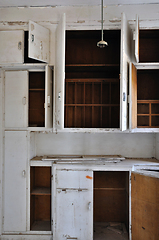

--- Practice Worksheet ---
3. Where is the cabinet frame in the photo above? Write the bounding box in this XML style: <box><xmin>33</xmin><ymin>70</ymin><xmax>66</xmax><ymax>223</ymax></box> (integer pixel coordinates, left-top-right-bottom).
<box><xmin>3</xmin><ymin>64</ymin><xmax>53</xmax><ymax>131</ymax></box>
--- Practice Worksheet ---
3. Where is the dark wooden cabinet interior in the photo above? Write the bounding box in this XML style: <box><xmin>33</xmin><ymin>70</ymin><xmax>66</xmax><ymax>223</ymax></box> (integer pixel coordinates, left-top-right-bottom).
<box><xmin>65</xmin><ymin>30</ymin><xmax>120</xmax><ymax>128</ymax></box>
<box><xmin>30</xmin><ymin>166</ymin><xmax>51</xmax><ymax>231</ymax></box>
<box><xmin>29</xmin><ymin>72</ymin><xmax>45</xmax><ymax>127</ymax></box>
<box><xmin>137</xmin><ymin>69</ymin><xmax>159</xmax><ymax>127</ymax></box>
<box><xmin>139</xmin><ymin>30</ymin><xmax>159</xmax><ymax>62</ymax></box>
<box><xmin>94</xmin><ymin>171</ymin><xmax>129</xmax><ymax>230</ymax></box>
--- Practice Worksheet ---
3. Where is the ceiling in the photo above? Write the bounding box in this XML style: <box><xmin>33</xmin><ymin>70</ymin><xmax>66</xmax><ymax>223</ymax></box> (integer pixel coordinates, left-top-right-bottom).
<box><xmin>0</xmin><ymin>0</ymin><xmax>159</xmax><ymax>7</ymax></box>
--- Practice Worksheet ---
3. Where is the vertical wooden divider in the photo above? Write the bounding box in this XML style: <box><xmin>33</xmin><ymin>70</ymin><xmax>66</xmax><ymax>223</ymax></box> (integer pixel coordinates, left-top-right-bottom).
<box><xmin>75</xmin><ymin>82</ymin><xmax>77</xmax><ymax>127</ymax></box>
<box><xmin>101</xmin><ymin>82</ymin><xmax>103</xmax><ymax>127</ymax></box>
<box><xmin>109</xmin><ymin>82</ymin><xmax>112</xmax><ymax>127</ymax></box>
<box><xmin>149</xmin><ymin>102</ymin><xmax>151</xmax><ymax>127</ymax></box>
<box><xmin>84</xmin><ymin>82</ymin><xmax>86</xmax><ymax>128</ymax></box>
<box><xmin>92</xmin><ymin>82</ymin><xmax>94</xmax><ymax>127</ymax></box>
<box><xmin>65</xmin><ymin>82</ymin><xmax>68</xmax><ymax>127</ymax></box>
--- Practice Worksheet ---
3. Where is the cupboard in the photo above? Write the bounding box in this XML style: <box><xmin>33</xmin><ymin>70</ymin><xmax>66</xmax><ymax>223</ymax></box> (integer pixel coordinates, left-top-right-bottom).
<box><xmin>55</xmin><ymin>13</ymin><xmax>132</xmax><ymax>132</ymax></box>
<box><xmin>38</xmin><ymin>157</ymin><xmax>158</xmax><ymax>240</ymax></box>
<box><xmin>0</xmin><ymin>21</ymin><xmax>49</xmax><ymax>64</ymax></box>
<box><xmin>4</xmin><ymin>65</ymin><xmax>53</xmax><ymax>129</ymax></box>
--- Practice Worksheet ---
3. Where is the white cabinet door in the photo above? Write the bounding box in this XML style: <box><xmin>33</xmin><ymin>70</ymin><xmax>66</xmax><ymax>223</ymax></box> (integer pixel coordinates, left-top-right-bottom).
<box><xmin>45</xmin><ymin>65</ymin><xmax>53</xmax><ymax>128</ymax></box>
<box><xmin>53</xmin><ymin>168</ymin><xmax>93</xmax><ymax>240</ymax></box>
<box><xmin>120</xmin><ymin>12</ymin><xmax>132</xmax><ymax>131</ymax></box>
<box><xmin>3</xmin><ymin>131</ymin><xmax>27</xmax><ymax>232</ymax></box>
<box><xmin>29</xmin><ymin>20</ymin><xmax>49</xmax><ymax>63</ymax></box>
<box><xmin>129</xmin><ymin>62</ymin><xmax>137</xmax><ymax>130</ymax></box>
<box><xmin>0</xmin><ymin>31</ymin><xmax>24</xmax><ymax>64</ymax></box>
<box><xmin>55</xmin><ymin>14</ymin><xmax>66</xmax><ymax>130</ymax></box>
<box><xmin>5</xmin><ymin>71</ymin><xmax>28</xmax><ymax>128</ymax></box>
<box><xmin>131</xmin><ymin>169</ymin><xmax>159</xmax><ymax>240</ymax></box>
<box><xmin>135</xmin><ymin>15</ymin><xmax>139</xmax><ymax>63</ymax></box>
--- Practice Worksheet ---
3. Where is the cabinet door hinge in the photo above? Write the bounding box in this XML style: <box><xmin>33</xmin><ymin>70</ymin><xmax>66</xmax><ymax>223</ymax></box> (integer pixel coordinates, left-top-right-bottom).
<box><xmin>127</xmin><ymin>95</ymin><xmax>130</xmax><ymax>104</ymax></box>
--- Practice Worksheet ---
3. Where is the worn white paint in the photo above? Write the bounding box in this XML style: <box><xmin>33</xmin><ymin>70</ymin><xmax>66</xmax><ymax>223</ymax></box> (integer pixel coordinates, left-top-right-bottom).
<box><xmin>53</xmin><ymin>168</ymin><xmax>93</xmax><ymax>240</ymax></box>
<box><xmin>35</xmin><ymin>132</ymin><xmax>155</xmax><ymax>158</ymax></box>
<box><xmin>0</xmin><ymin>0</ymin><xmax>159</xmax><ymax>7</ymax></box>
<box><xmin>1</xmin><ymin>3</ymin><xmax>159</xmax><ymax>239</ymax></box>
<box><xmin>155</xmin><ymin>134</ymin><xmax>159</xmax><ymax>160</ymax></box>
<box><xmin>0</xmin><ymin>31</ymin><xmax>24</xmax><ymax>63</ymax></box>
<box><xmin>3</xmin><ymin>131</ymin><xmax>28</xmax><ymax>232</ymax></box>
<box><xmin>4</xmin><ymin>71</ymin><xmax>28</xmax><ymax>128</ymax></box>
<box><xmin>45</xmin><ymin>65</ymin><xmax>53</xmax><ymax>128</ymax></box>
<box><xmin>135</xmin><ymin>15</ymin><xmax>139</xmax><ymax>63</ymax></box>
<box><xmin>29</xmin><ymin>20</ymin><xmax>50</xmax><ymax>63</ymax></box>
<box><xmin>55</xmin><ymin>14</ymin><xmax>65</xmax><ymax>130</ymax></box>
<box><xmin>120</xmin><ymin>12</ymin><xmax>132</xmax><ymax>131</ymax></box>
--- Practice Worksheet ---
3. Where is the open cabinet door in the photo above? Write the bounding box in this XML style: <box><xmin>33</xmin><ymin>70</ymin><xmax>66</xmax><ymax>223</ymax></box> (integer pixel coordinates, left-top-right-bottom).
<box><xmin>52</xmin><ymin>167</ymin><xmax>93</xmax><ymax>240</ymax></box>
<box><xmin>135</xmin><ymin>15</ymin><xmax>139</xmax><ymax>63</ymax></box>
<box><xmin>129</xmin><ymin>63</ymin><xmax>137</xmax><ymax>130</ymax></box>
<box><xmin>55</xmin><ymin>14</ymin><xmax>66</xmax><ymax>131</ymax></box>
<box><xmin>120</xmin><ymin>12</ymin><xmax>132</xmax><ymax>131</ymax></box>
<box><xmin>131</xmin><ymin>170</ymin><xmax>159</xmax><ymax>240</ymax></box>
<box><xmin>29</xmin><ymin>20</ymin><xmax>49</xmax><ymax>63</ymax></box>
<box><xmin>45</xmin><ymin>65</ymin><xmax>53</xmax><ymax>128</ymax></box>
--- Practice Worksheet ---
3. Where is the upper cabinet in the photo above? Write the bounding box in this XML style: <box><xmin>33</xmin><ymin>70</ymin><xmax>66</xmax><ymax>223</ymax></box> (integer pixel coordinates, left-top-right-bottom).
<box><xmin>4</xmin><ymin>66</ymin><xmax>53</xmax><ymax>130</ymax></box>
<box><xmin>130</xmin><ymin>16</ymin><xmax>159</xmax><ymax>130</ymax></box>
<box><xmin>0</xmin><ymin>21</ymin><xmax>50</xmax><ymax>64</ymax></box>
<box><xmin>134</xmin><ymin>15</ymin><xmax>159</xmax><ymax>63</ymax></box>
<box><xmin>55</xmin><ymin>13</ymin><xmax>132</xmax><ymax>132</ymax></box>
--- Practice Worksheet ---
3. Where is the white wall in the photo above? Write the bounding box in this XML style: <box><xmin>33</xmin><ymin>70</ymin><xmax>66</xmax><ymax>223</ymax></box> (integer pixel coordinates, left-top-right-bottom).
<box><xmin>36</xmin><ymin>132</ymin><xmax>155</xmax><ymax>158</ymax></box>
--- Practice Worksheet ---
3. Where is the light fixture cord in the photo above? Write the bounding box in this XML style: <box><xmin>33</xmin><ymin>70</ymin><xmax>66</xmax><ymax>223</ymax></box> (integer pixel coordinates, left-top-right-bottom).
<box><xmin>101</xmin><ymin>0</ymin><xmax>103</xmax><ymax>41</ymax></box>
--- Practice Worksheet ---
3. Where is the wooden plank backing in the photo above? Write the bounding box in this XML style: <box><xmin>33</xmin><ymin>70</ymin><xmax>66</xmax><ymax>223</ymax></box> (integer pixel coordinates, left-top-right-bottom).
<box><xmin>129</xmin><ymin>63</ymin><xmax>137</xmax><ymax>129</ymax></box>
<box><xmin>131</xmin><ymin>172</ymin><xmax>159</xmax><ymax>240</ymax></box>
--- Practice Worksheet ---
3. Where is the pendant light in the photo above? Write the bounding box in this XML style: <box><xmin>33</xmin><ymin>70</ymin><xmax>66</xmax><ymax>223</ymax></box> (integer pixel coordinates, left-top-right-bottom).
<box><xmin>97</xmin><ymin>0</ymin><xmax>108</xmax><ymax>48</ymax></box>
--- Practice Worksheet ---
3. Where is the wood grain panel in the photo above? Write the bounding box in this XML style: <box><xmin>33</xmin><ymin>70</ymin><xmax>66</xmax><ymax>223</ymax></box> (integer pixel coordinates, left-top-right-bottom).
<box><xmin>131</xmin><ymin>63</ymin><xmax>137</xmax><ymax>129</ymax></box>
<box><xmin>94</xmin><ymin>190</ymin><xmax>127</xmax><ymax>222</ymax></box>
<box><xmin>131</xmin><ymin>172</ymin><xmax>159</xmax><ymax>240</ymax></box>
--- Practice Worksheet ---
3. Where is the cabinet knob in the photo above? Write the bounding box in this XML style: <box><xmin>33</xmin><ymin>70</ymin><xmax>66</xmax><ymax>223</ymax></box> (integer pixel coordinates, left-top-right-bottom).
<box><xmin>22</xmin><ymin>170</ymin><xmax>26</xmax><ymax>177</ymax></box>
<box><xmin>88</xmin><ymin>202</ymin><xmax>91</xmax><ymax>210</ymax></box>
<box><xmin>22</xmin><ymin>97</ymin><xmax>26</xmax><ymax>105</ymax></box>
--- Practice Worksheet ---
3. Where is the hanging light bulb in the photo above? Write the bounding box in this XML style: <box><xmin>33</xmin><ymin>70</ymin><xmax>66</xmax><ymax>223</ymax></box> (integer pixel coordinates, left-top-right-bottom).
<box><xmin>97</xmin><ymin>0</ymin><xmax>108</xmax><ymax>48</ymax></box>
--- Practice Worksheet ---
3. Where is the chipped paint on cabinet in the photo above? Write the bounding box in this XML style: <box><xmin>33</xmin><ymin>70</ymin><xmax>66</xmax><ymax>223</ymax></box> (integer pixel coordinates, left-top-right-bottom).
<box><xmin>29</xmin><ymin>20</ymin><xmax>50</xmax><ymax>63</ymax></box>
<box><xmin>53</xmin><ymin>167</ymin><xmax>93</xmax><ymax>240</ymax></box>
<box><xmin>0</xmin><ymin>31</ymin><xmax>24</xmax><ymax>64</ymax></box>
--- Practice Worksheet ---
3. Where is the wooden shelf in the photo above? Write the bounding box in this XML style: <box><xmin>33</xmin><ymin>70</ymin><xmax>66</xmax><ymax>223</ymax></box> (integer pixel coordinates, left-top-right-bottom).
<box><xmin>94</xmin><ymin>188</ymin><xmax>126</xmax><ymax>191</ymax></box>
<box><xmin>31</xmin><ymin>187</ymin><xmax>51</xmax><ymax>195</ymax></box>
<box><xmin>31</xmin><ymin>220</ymin><xmax>51</xmax><ymax>231</ymax></box>
<box><xmin>30</xmin><ymin>167</ymin><xmax>51</xmax><ymax>231</ymax></box>
<box><xmin>29</xmin><ymin>89</ymin><xmax>45</xmax><ymax>91</ymax></box>
<box><xmin>137</xmin><ymin>100</ymin><xmax>159</xmax><ymax>127</ymax></box>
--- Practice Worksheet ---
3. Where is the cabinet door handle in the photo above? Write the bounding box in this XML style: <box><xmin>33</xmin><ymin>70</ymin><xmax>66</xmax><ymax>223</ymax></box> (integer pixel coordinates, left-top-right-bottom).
<box><xmin>88</xmin><ymin>202</ymin><xmax>91</xmax><ymax>210</ymax></box>
<box><xmin>22</xmin><ymin>97</ymin><xmax>26</xmax><ymax>105</ymax></box>
<box><xmin>22</xmin><ymin>170</ymin><xmax>26</xmax><ymax>177</ymax></box>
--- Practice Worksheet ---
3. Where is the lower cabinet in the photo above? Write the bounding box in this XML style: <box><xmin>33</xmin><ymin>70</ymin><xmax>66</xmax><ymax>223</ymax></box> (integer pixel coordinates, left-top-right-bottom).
<box><xmin>30</xmin><ymin>166</ymin><xmax>51</xmax><ymax>231</ymax></box>
<box><xmin>3</xmin><ymin>131</ymin><xmax>28</xmax><ymax>232</ymax></box>
<box><xmin>3</xmin><ymin>160</ymin><xmax>156</xmax><ymax>240</ymax></box>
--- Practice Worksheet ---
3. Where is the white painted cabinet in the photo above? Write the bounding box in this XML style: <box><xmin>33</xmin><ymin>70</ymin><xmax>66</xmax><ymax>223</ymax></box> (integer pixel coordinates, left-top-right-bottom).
<box><xmin>0</xmin><ymin>31</ymin><xmax>24</xmax><ymax>64</ymax></box>
<box><xmin>3</xmin><ymin>131</ymin><xmax>28</xmax><ymax>232</ymax></box>
<box><xmin>55</xmin><ymin>13</ymin><xmax>132</xmax><ymax>132</ymax></box>
<box><xmin>52</xmin><ymin>167</ymin><xmax>93</xmax><ymax>240</ymax></box>
<box><xmin>0</xmin><ymin>21</ymin><xmax>49</xmax><ymax>64</ymax></box>
<box><xmin>5</xmin><ymin>70</ymin><xmax>28</xmax><ymax>128</ymax></box>
<box><xmin>4</xmin><ymin>66</ymin><xmax>53</xmax><ymax>129</ymax></box>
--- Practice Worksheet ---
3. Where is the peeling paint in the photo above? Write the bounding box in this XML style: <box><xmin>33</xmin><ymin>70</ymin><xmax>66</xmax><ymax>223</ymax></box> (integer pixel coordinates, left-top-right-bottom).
<box><xmin>86</xmin><ymin>175</ymin><xmax>93</xmax><ymax>180</ymax></box>
<box><xmin>109</xmin><ymin>18</ymin><xmax>121</xmax><ymax>23</ymax></box>
<box><xmin>77</xmin><ymin>20</ymin><xmax>85</xmax><ymax>23</ymax></box>
<box><xmin>3</xmin><ymin>21</ymin><xmax>28</xmax><ymax>26</ymax></box>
